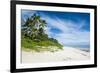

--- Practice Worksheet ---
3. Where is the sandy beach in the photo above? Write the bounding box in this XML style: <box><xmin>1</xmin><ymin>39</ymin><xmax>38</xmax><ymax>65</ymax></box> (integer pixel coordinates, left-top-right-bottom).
<box><xmin>22</xmin><ymin>47</ymin><xmax>90</xmax><ymax>63</ymax></box>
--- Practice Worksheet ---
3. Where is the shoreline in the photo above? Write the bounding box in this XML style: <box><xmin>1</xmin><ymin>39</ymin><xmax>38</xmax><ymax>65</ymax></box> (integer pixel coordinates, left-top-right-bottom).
<box><xmin>22</xmin><ymin>46</ymin><xmax>90</xmax><ymax>63</ymax></box>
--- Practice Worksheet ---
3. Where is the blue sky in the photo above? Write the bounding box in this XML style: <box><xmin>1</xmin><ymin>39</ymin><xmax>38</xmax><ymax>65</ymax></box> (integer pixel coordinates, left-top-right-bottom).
<box><xmin>21</xmin><ymin>10</ymin><xmax>90</xmax><ymax>48</ymax></box>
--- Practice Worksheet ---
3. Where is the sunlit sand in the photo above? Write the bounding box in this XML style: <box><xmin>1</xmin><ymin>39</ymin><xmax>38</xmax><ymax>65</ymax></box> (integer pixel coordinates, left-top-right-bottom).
<box><xmin>22</xmin><ymin>47</ymin><xmax>90</xmax><ymax>63</ymax></box>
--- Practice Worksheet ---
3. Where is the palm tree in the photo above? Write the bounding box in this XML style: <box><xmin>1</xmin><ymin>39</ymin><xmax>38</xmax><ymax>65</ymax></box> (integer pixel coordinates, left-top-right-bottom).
<box><xmin>21</xmin><ymin>13</ymin><xmax>47</xmax><ymax>40</ymax></box>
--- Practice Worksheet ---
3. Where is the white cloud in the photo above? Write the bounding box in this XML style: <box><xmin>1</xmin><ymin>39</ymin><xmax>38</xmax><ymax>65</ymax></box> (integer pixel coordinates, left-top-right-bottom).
<box><xmin>56</xmin><ymin>31</ymin><xmax>90</xmax><ymax>46</ymax></box>
<box><xmin>42</xmin><ymin>14</ymin><xmax>90</xmax><ymax>47</ymax></box>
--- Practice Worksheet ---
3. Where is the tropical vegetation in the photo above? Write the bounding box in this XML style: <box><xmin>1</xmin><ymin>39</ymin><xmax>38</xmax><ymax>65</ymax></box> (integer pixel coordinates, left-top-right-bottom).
<box><xmin>21</xmin><ymin>13</ymin><xmax>63</xmax><ymax>52</ymax></box>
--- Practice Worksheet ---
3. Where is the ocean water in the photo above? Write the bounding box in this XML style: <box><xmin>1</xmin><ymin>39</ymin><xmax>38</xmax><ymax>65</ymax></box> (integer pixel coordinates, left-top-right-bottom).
<box><xmin>65</xmin><ymin>45</ymin><xmax>90</xmax><ymax>52</ymax></box>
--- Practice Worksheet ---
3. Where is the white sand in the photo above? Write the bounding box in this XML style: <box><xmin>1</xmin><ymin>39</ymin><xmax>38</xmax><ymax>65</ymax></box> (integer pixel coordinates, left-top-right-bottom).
<box><xmin>22</xmin><ymin>47</ymin><xmax>90</xmax><ymax>63</ymax></box>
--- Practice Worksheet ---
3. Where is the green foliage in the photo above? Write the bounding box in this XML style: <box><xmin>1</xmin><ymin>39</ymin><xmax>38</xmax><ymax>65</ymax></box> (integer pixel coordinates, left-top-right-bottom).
<box><xmin>21</xmin><ymin>13</ymin><xmax>63</xmax><ymax>52</ymax></box>
<box><xmin>22</xmin><ymin>37</ymin><xmax>63</xmax><ymax>52</ymax></box>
